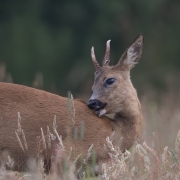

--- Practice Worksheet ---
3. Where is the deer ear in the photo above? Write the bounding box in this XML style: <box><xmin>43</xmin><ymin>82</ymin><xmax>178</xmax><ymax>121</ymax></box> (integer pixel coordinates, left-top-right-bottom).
<box><xmin>115</xmin><ymin>34</ymin><xmax>143</xmax><ymax>70</ymax></box>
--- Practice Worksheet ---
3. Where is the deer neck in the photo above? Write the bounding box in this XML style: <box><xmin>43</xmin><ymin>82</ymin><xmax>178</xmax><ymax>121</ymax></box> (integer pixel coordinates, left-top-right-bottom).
<box><xmin>113</xmin><ymin>91</ymin><xmax>142</xmax><ymax>152</ymax></box>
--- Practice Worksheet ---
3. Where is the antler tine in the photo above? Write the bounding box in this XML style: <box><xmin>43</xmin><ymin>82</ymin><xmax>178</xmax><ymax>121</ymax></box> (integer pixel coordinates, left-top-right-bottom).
<box><xmin>103</xmin><ymin>40</ymin><xmax>111</xmax><ymax>66</ymax></box>
<box><xmin>91</xmin><ymin>46</ymin><xmax>100</xmax><ymax>70</ymax></box>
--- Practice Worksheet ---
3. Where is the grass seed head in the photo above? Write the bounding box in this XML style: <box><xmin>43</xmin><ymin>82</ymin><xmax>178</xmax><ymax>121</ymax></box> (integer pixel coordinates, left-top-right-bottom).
<box><xmin>175</xmin><ymin>130</ymin><xmax>180</xmax><ymax>154</ymax></box>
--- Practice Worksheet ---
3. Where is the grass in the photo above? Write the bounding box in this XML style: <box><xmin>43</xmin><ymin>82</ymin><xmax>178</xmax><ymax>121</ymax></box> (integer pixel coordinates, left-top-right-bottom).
<box><xmin>0</xmin><ymin>92</ymin><xmax>180</xmax><ymax>179</ymax></box>
<box><xmin>1</xmin><ymin>130</ymin><xmax>180</xmax><ymax>179</ymax></box>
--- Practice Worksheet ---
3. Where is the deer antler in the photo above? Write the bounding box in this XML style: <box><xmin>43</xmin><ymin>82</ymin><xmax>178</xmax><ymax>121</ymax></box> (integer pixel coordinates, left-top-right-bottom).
<box><xmin>102</xmin><ymin>40</ymin><xmax>111</xmax><ymax>66</ymax></box>
<box><xmin>91</xmin><ymin>47</ymin><xmax>100</xmax><ymax>70</ymax></box>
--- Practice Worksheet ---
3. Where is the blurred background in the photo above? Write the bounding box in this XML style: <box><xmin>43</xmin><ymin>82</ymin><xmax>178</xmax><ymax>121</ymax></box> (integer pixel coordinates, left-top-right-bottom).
<box><xmin>0</xmin><ymin>0</ymin><xmax>180</xmax><ymax>148</ymax></box>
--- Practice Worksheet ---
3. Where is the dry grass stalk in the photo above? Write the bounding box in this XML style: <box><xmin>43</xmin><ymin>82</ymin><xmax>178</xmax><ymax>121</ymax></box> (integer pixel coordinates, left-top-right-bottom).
<box><xmin>101</xmin><ymin>136</ymin><xmax>131</xmax><ymax>180</ymax></box>
<box><xmin>15</xmin><ymin>112</ymin><xmax>28</xmax><ymax>152</ymax></box>
<box><xmin>85</xmin><ymin>144</ymin><xmax>94</xmax><ymax>163</ymax></box>
<box><xmin>143</xmin><ymin>141</ymin><xmax>158</xmax><ymax>161</ymax></box>
<box><xmin>47</xmin><ymin>126</ymin><xmax>51</xmax><ymax>149</ymax></box>
<box><xmin>74</xmin><ymin>153</ymin><xmax>82</xmax><ymax>165</ymax></box>
<box><xmin>19</xmin><ymin>174</ymin><xmax>32</xmax><ymax>180</ymax></box>
<box><xmin>70</xmin><ymin>93</ymin><xmax>75</xmax><ymax>125</ymax></box>
<box><xmin>17</xmin><ymin>112</ymin><xmax>22</xmax><ymax>135</ymax></box>
<box><xmin>15</xmin><ymin>131</ymin><xmax>24</xmax><ymax>152</ymax></box>
<box><xmin>130</xmin><ymin>166</ymin><xmax>136</xmax><ymax>178</ymax></box>
<box><xmin>6</xmin><ymin>156</ymin><xmax>14</xmax><ymax>169</ymax></box>
<box><xmin>53</xmin><ymin>115</ymin><xmax>64</xmax><ymax>150</ymax></box>
<box><xmin>136</xmin><ymin>143</ymin><xmax>151</xmax><ymax>173</ymax></box>
<box><xmin>22</xmin><ymin>130</ymin><xmax>28</xmax><ymax>150</ymax></box>
<box><xmin>39</xmin><ymin>159</ymin><xmax>46</xmax><ymax>177</ymax></box>
<box><xmin>162</xmin><ymin>146</ymin><xmax>169</xmax><ymax>166</ymax></box>
<box><xmin>67</xmin><ymin>147</ymin><xmax>73</xmax><ymax>162</ymax></box>
<box><xmin>143</xmin><ymin>141</ymin><xmax>159</xmax><ymax>179</ymax></box>
<box><xmin>175</xmin><ymin>130</ymin><xmax>180</xmax><ymax>155</ymax></box>
<box><xmin>67</xmin><ymin>91</ymin><xmax>76</xmax><ymax>125</ymax></box>
<box><xmin>76</xmin><ymin>144</ymin><xmax>94</xmax><ymax>178</ymax></box>
<box><xmin>41</xmin><ymin>128</ymin><xmax>47</xmax><ymax>151</ymax></box>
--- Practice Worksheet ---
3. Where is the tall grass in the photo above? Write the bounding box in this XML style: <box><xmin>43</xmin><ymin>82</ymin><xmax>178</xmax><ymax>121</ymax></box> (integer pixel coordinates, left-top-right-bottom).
<box><xmin>0</xmin><ymin>92</ymin><xmax>180</xmax><ymax>179</ymax></box>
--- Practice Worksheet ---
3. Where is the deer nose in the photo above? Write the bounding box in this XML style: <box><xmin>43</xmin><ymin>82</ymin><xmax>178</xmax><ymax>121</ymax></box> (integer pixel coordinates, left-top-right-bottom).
<box><xmin>88</xmin><ymin>99</ymin><xmax>106</xmax><ymax>110</ymax></box>
<box><xmin>88</xmin><ymin>99</ymin><xmax>98</xmax><ymax>109</ymax></box>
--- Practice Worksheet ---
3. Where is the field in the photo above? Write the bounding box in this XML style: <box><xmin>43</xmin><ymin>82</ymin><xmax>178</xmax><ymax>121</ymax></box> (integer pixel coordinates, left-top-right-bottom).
<box><xmin>0</xmin><ymin>91</ymin><xmax>180</xmax><ymax>180</ymax></box>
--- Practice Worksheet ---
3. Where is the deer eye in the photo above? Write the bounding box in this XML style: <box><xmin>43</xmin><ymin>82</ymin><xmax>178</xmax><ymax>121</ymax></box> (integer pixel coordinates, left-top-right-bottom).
<box><xmin>104</xmin><ymin>78</ymin><xmax>115</xmax><ymax>86</ymax></box>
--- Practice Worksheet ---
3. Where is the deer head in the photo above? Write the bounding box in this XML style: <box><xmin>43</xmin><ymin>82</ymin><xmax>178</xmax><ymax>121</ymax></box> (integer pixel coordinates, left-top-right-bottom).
<box><xmin>88</xmin><ymin>34</ymin><xmax>143</xmax><ymax>117</ymax></box>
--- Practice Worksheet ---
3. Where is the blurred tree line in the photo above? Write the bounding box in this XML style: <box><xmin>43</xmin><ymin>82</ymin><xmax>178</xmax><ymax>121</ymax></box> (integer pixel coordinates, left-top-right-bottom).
<box><xmin>0</xmin><ymin>0</ymin><xmax>180</xmax><ymax>99</ymax></box>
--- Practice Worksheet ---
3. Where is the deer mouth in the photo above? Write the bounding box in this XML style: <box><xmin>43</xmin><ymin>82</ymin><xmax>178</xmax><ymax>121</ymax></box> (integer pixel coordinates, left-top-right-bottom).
<box><xmin>88</xmin><ymin>99</ymin><xmax>107</xmax><ymax>117</ymax></box>
<box><xmin>96</xmin><ymin>108</ymin><xmax>107</xmax><ymax>117</ymax></box>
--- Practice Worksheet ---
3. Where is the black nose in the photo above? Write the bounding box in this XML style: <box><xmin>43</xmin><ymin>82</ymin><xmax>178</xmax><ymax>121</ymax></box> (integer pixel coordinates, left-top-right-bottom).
<box><xmin>88</xmin><ymin>99</ymin><xmax>106</xmax><ymax>110</ymax></box>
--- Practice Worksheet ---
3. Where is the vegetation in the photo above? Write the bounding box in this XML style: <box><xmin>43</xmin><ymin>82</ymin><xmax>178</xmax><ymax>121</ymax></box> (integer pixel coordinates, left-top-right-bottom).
<box><xmin>0</xmin><ymin>127</ymin><xmax>180</xmax><ymax>179</ymax></box>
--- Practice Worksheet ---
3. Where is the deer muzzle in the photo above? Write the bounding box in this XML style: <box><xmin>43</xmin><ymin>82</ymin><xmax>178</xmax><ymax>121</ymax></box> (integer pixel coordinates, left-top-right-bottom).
<box><xmin>88</xmin><ymin>99</ymin><xmax>107</xmax><ymax>117</ymax></box>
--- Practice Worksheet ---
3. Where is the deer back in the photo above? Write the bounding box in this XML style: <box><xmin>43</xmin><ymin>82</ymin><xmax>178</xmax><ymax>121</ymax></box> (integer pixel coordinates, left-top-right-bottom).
<box><xmin>0</xmin><ymin>82</ymin><xmax>115</xmax><ymax>170</ymax></box>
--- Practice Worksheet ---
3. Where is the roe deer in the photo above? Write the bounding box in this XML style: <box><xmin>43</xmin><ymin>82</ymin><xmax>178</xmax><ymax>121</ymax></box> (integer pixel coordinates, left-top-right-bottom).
<box><xmin>0</xmin><ymin>35</ymin><xmax>143</xmax><ymax>172</ymax></box>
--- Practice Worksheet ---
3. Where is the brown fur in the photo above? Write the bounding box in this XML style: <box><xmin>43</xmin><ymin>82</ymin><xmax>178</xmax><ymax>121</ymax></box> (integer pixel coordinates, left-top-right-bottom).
<box><xmin>0</xmin><ymin>35</ymin><xmax>143</xmax><ymax>172</ymax></box>
<box><xmin>90</xmin><ymin>34</ymin><xmax>143</xmax><ymax>158</ymax></box>
<box><xmin>0</xmin><ymin>82</ymin><xmax>115</xmax><ymax>170</ymax></box>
